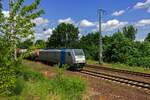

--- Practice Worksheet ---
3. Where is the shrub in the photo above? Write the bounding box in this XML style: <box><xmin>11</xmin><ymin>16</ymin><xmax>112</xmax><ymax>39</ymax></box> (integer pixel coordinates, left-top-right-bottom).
<box><xmin>0</xmin><ymin>67</ymin><xmax>16</xmax><ymax>96</ymax></box>
<box><xmin>21</xmin><ymin>67</ymin><xmax>44</xmax><ymax>81</ymax></box>
<box><xmin>136</xmin><ymin>57</ymin><xmax>150</xmax><ymax>68</ymax></box>
<box><xmin>13</xmin><ymin>77</ymin><xmax>25</xmax><ymax>95</ymax></box>
<box><xmin>49</xmin><ymin>73</ymin><xmax>86</xmax><ymax>100</ymax></box>
<box><xmin>127</xmin><ymin>57</ymin><xmax>150</xmax><ymax>68</ymax></box>
<box><xmin>0</xmin><ymin>65</ymin><xmax>86</xmax><ymax>100</ymax></box>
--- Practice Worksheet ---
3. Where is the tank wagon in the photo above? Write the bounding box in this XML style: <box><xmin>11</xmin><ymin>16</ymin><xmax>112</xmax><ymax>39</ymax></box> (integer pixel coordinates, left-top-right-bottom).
<box><xmin>37</xmin><ymin>49</ymin><xmax>86</xmax><ymax>70</ymax></box>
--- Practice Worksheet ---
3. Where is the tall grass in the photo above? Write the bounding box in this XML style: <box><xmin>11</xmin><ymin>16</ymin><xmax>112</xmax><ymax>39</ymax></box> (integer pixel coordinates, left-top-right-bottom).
<box><xmin>0</xmin><ymin>65</ymin><xmax>86</xmax><ymax>100</ymax></box>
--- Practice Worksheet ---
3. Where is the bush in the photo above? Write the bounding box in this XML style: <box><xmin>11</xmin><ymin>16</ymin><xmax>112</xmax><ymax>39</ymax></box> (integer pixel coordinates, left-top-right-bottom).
<box><xmin>51</xmin><ymin>65</ymin><xmax>86</xmax><ymax>100</ymax></box>
<box><xmin>49</xmin><ymin>74</ymin><xmax>86</xmax><ymax>100</ymax></box>
<box><xmin>2</xmin><ymin>66</ymin><xmax>86</xmax><ymax>100</ymax></box>
<box><xmin>136</xmin><ymin>57</ymin><xmax>150</xmax><ymax>68</ymax></box>
<box><xmin>127</xmin><ymin>57</ymin><xmax>150</xmax><ymax>68</ymax></box>
<box><xmin>21</xmin><ymin>66</ymin><xmax>44</xmax><ymax>81</ymax></box>
<box><xmin>13</xmin><ymin>77</ymin><xmax>25</xmax><ymax>95</ymax></box>
<box><xmin>0</xmin><ymin>67</ymin><xmax>16</xmax><ymax>96</ymax></box>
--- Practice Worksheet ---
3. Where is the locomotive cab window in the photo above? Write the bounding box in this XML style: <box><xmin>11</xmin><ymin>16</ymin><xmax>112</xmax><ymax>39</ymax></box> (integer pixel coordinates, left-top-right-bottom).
<box><xmin>74</xmin><ymin>49</ymin><xmax>84</xmax><ymax>56</ymax></box>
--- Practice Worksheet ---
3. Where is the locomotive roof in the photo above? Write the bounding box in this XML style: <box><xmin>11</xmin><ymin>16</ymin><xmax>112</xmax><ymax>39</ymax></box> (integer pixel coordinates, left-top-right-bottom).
<box><xmin>39</xmin><ymin>49</ymin><xmax>83</xmax><ymax>52</ymax></box>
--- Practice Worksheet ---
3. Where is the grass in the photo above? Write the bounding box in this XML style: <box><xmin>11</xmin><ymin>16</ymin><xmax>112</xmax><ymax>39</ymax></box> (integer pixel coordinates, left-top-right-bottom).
<box><xmin>0</xmin><ymin>60</ymin><xmax>86</xmax><ymax>100</ymax></box>
<box><xmin>22</xmin><ymin>60</ymin><xmax>50</xmax><ymax>72</ymax></box>
<box><xmin>49</xmin><ymin>73</ymin><xmax>86</xmax><ymax>100</ymax></box>
<box><xmin>0</xmin><ymin>66</ymin><xmax>58</xmax><ymax>100</ymax></box>
<box><xmin>87</xmin><ymin>60</ymin><xmax>150</xmax><ymax>74</ymax></box>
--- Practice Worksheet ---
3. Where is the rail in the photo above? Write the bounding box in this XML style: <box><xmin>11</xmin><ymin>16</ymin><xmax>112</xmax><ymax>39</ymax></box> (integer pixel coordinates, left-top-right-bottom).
<box><xmin>86</xmin><ymin>64</ymin><xmax>150</xmax><ymax>77</ymax></box>
<box><xmin>81</xmin><ymin>68</ymin><xmax>150</xmax><ymax>90</ymax></box>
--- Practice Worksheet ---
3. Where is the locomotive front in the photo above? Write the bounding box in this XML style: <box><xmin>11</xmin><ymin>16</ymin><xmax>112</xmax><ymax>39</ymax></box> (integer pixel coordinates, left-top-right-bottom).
<box><xmin>72</xmin><ymin>49</ymin><xmax>86</xmax><ymax>69</ymax></box>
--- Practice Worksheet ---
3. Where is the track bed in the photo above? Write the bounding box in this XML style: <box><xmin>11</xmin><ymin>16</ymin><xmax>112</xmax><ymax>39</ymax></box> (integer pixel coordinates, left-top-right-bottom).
<box><xmin>86</xmin><ymin>64</ymin><xmax>150</xmax><ymax>83</ymax></box>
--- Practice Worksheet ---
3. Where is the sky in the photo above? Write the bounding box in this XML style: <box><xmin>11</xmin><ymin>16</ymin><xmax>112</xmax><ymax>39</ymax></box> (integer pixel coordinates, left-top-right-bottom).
<box><xmin>2</xmin><ymin>0</ymin><xmax>150</xmax><ymax>41</ymax></box>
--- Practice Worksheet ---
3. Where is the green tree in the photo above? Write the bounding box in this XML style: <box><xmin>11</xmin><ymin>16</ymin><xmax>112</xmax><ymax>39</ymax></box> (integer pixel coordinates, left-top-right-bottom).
<box><xmin>0</xmin><ymin>0</ymin><xmax>3</xmax><ymax>18</ymax></box>
<box><xmin>0</xmin><ymin>0</ymin><xmax>4</xmax><ymax>33</ymax></box>
<box><xmin>35</xmin><ymin>39</ymin><xmax>46</xmax><ymax>49</ymax></box>
<box><xmin>122</xmin><ymin>25</ymin><xmax>137</xmax><ymax>40</ymax></box>
<box><xmin>80</xmin><ymin>32</ymin><xmax>99</xmax><ymax>46</ymax></box>
<box><xmin>18</xmin><ymin>39</ymin><xmax>34</xmax><ymax>49</ymax></box>
<box><xmin>0</xmin><ymin>0</ymin><xmax>44</xmax><ymax>95</ymax></box>
<box><xmin>103</xmin><ymin>32</ymin><xmax>137</xmax><ymax>63</ymax></box>
<box><xmin>80</xmin><ymin>32</ymin><xmax>99</xmax><ymax>60</ymax></box>
<box><xmin>145</xmin><ymin>33</ymin><xmax>150</xmax><ymax>42</ymax></box>
<box><xmin>47</xmin><ymin>23</ymin><xmax>79</xmax><ymax>48</ymax></box>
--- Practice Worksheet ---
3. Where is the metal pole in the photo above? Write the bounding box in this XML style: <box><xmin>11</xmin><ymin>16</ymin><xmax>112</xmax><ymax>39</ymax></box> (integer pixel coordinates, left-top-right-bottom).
<box><xmin>66</xmin><ymin>33</ymin><xmax>68</xmax><ymax>48</ymax></box>
<box><xmin>98</xmin><ymin>9</ymin><xmax>105</xmax><ymax>64</ymax></box>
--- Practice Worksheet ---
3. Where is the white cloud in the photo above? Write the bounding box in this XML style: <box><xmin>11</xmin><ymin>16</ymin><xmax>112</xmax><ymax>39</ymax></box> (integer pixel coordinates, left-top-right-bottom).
<box><xmin>97</xmin><ymin>19</ymin><xmax>128</xmax><ymax>31</ymax></box>
<box><xmin>112</xmin><ymin>10</ymin><xmax>125</xmax><ymax>16</ymax></box>
<box><xmin>44</xmin><ymin>28</ymin><xmax>53</xmax><ymax>35</ymax></box>
<box><xmin>134</xmin><ymin>0</ymin><xmax>150</xmax><ymax>9</ymax></box>
<box><xmin>134</xmin><ymin>0</ymin><xmax>150</xmax><ymax>13</ymax></box>
<box><xmin>2</xmin><ymin>10</ymin><xmax>9</xmax><ymax>17</ymax></box>
<box><xmin>58</xmin><ymin>17</ymin><xmax>74</xmax><ymax>24</ymax></box>
<box><xmin>136</xmin><ymin>19</ymin><xmax>150</xmax><ymax>26</ymax></box>
<box><xmin>79</xmin><ymin>33</ymin><xmax>83</xmax><ymax>39</ymax></box>
<box><xmin>35</xmin><ymin>28</ymin><xmax>53</xmax><ymax>40</ymax></box>
<box><xmin>31</xmin><ymin>17</ymin><xmax>49</xmax><ymax>26</ymax></box>
<box><xmin>80</xmin><ymin>19</ymin><xmax>95</xmax><ymax>27</ymax></box>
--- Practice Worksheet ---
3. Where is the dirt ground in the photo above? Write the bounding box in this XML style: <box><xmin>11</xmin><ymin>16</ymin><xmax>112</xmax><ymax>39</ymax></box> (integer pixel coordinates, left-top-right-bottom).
<box><xmin>23</xmin><ymin>60</ymin><xmax>150</xmax><ymax>100</ymax></box>
<box><xmin>80</xmin><ymin>73</ymin><xmax>150</xmax><ymax>100</ymax></box>
<box><xmin>63</xmin><ymin>70</ymin><xmax>150</xmax><ymax>100</ymax></box>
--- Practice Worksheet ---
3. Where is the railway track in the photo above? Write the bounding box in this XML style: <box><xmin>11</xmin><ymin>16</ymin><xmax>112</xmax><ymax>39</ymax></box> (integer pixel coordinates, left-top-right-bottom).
<box><xmin>86</xmin><ymin>64</ymin><xmax>150</xmax><ymax>78</ymax></box>
<box><xmin>81</xmin><ymin>68</ymin><xmax>150</xmax><ymax>90</ymax></box>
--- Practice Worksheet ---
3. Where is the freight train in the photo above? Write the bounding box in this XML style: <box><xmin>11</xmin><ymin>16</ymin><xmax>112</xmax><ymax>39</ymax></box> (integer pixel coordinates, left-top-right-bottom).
<box><xmin>20</xmin><ymin>49</ymin><xmax>86</xmax><ymax>70</ymax></box>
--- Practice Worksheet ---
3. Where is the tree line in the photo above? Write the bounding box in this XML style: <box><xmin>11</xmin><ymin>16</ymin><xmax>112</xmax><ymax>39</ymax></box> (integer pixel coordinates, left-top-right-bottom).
<box><xmin>24</xmin><ymin>23</ymin><xmax>150</xmax><ymax>68</ymax></box>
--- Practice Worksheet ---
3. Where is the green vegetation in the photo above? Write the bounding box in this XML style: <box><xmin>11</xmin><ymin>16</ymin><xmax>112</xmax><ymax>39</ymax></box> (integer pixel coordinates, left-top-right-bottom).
<box><xmin>79</xmin><ymin>28</ymin><xmax>150</xmax><ymax>68</ymax></box>
<box><xmin>80</xmin><ymin>32</ymin><xmax>99</xmax><ymax>60</ymax></box>
<box><xmin>49</xmin><ymin>67</ymin><xmax>86</xmax><ymax>100</ymax></box>
<box><xmin>0</xmin><ymin>0</ymin><xmax>149</xmax><ymax>98</ymax></box>
<box><xmin>0</xmin><ymin>64</ymin><xmax>86</xmax><ymax>100</ymax></box>
<box><xmin>0</xmin><ymin>0</ymin><xmax>44</xmax><ymax>96</ymax></box>
<box><xmin>109</xmin><ymin>63</ymin><xmax>150</xmax><ymax>74</ymax></box>
<box><xmin>43</xmin><ymin>22</ymin><xmax>150</xmax><ymax>69</ymax></box>
<box><xmin>18</xmin><ymin>39</ymin><xmax>34</xmax><ymax>49</ymax></box>
<box><xmin>35</xmin><ymin>40</ymin><xmax>46</xmax><ymax>49</ymax></box>
<box><xmin>145</xmin><ymin>33</ymin><xmax>150</xmax><ymax>42</ymax></box>
<box><xmin>122</xmin><ymin>25</ymin><xmax>137</xmax><ymax>41</ymax></box>
<box><xmin>47</xmin><ymin>23</ymin><xmax>79</xmax><ymax>48</ymax></box>
<box><xmin>16</xmin><ymin>20</ymin><xmax>150</xmax><ymax>69</ymax></box>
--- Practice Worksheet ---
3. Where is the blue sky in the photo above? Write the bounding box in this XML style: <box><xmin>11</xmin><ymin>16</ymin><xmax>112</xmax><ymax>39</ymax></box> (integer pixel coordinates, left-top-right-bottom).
<box><xmin>2</xmin><ymin>0</ymin><xmax>150</xmax><ymax>40</ymax></box>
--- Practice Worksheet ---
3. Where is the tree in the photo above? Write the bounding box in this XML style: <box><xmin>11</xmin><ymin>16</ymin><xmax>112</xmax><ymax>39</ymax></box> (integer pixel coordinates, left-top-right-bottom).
<box><xmin>103</xmin><ymin>32</ymin><xmax>137</xmax><ymax>63</ymax></box>
<box><xmin>80</xmin><ymin>32</ymin><xmax>99</xmax><ymax>60</ymax></box>
<box><xmin>0</xmin><ymin>0</ymin><xmax>44</xmax><ymax>95</ymax></box>
<box><xmin>145</xmin><ymin>33</ymin><xmax>150</xmax><ymax>42</ymax></box>
<box><xmin>0</xmin><ymin>0</ymin><xmax>4</xmax><ymax>35</ymax></box>
<box><xmin>47</xmin><ymin>23</ymin><xmax>79</xmax><ymax>48</ymax></box>
<box><xmin>80</xmin><ymin>32</ymin><xmax>99</xmax><ymax>46</ymax></box>
<box><xmin>122</xmin><ymin>25</ymin><xmax>137</xmax><ymax>40</ymax></box>
<box><xmin>0</xmin><ymin>0</ymin><xmax>2</xmax><ymax>18</ymax></box>
<box><xmin>35</xmin><ymin>39</ymin><xmax>46</xmax><ymax>49</ymax></box>
<box><xmin>18</xmin><ymin>39</ymin><xmax>34</xmax><ymax>49</ymax></box>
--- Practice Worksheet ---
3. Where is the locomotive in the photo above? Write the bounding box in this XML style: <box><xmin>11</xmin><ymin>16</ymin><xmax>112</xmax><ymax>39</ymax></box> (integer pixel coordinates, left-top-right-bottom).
<box><xmin>33</xmin><ymin>49</ymin><xmax>86</xmax><ymax>70</ymax></box>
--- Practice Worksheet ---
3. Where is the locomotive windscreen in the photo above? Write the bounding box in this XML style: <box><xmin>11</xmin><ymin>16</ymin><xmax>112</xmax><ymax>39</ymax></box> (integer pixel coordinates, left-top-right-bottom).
<box><xmin>74</xmin><ymin>49</ymin><xmax>84</xmax><ymax>56</ymax></box>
